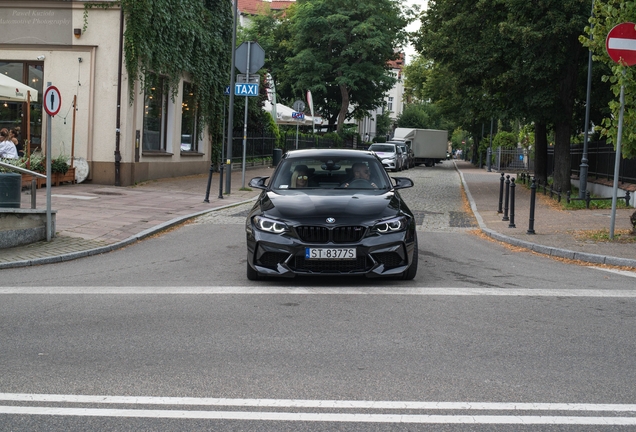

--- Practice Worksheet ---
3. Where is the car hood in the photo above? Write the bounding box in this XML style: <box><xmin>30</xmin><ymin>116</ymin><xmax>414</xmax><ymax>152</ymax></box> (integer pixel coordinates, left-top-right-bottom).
<box><xmin>256</xmin><ymin>191</ymin><xmax>404</xmax><ymax>225</ymax></box>
<box><xmin>374</xmin><ymin>151</ymin><xmax>396</xmax><ymax>158</ymax></box>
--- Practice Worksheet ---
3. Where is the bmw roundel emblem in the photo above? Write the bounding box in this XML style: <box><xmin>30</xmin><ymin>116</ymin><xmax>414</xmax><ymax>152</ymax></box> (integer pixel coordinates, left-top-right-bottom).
<box><xmin>326</xmin><ymin>217</ymin><xmax>336</xmax><ymax>224</ymax></box>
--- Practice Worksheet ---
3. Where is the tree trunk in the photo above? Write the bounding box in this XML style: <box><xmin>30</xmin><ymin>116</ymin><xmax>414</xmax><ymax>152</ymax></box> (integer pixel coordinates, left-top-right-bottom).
<box><xmin>553</xmin><ymin>122</ymin><xmax>572</xmax><ymax>193</ymax></box>
<box><xmin>336</xmin><ymin>83</ymin><xmax>349</xmax><ymax>134</ymax></box>
<box><xmin>534</xmin><ymin>122</ymin><xmax>548</xmax><ymax>184</ymax></box>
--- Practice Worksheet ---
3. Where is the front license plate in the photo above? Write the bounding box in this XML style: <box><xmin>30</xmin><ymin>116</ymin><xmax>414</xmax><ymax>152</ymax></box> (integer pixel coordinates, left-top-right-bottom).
<box><xmin>306</xmin><ymin>248</ymin><xmax>356</xmax><ymax>260</ymax></box>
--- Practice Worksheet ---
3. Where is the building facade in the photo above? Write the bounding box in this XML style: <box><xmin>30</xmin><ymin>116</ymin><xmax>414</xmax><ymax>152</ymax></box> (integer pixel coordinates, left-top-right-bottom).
<box><xmin>0</xmin><ymin>2</ymin><xmax>211</xmax><ymax>186</ymax></box>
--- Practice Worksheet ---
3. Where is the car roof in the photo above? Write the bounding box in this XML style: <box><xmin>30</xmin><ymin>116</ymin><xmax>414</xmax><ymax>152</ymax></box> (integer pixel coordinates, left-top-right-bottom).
<box><xmin>283</xmin><ymin>149</ymin><xmax>377</xmax><ymax>159</ymax></box>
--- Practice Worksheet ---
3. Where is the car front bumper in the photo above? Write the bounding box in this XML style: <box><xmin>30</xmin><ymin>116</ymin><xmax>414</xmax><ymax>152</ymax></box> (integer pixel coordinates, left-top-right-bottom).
<box><xmin>247</xmin><ymin>228</ymin><xmax>416</xmax><ymax>278</ymax></box>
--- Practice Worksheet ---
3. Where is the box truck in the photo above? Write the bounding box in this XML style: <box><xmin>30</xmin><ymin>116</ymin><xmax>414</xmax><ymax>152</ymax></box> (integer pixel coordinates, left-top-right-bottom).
<box><xmin>392</xmin><ymin>128</ymin><xmax>448</xmax><ymax>167</ymax></box>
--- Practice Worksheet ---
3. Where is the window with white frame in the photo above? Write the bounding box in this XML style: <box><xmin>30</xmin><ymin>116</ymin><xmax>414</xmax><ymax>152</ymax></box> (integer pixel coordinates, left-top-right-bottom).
<box><xmin>143</xmin><ymin>74</ymin><xmax>169</xmax><ymax>151</ymax></box>
<box><xmin>180</xmin><ymin>82</ymin><xmax>198</xmax><ymax>152</ymax></box>
<box><xmin>387</xmin><ymin>96</ymin><xmax>393</xmax><ymax>112</ymax></box>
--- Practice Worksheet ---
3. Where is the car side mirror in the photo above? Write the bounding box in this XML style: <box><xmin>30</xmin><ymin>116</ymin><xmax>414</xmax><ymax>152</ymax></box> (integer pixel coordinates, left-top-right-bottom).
<box><xmin>392</xmin><ymin>177</ymin><xmax>414</xmax><ymax>190</ymax></box>
<box><xmin>249</xmin><ymin>176</ymin><xmax>269</xmax><ymax>190</ymax></box>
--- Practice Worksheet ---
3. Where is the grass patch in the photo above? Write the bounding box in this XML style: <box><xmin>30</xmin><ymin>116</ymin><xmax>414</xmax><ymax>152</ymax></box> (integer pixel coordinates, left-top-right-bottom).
<box><xmin>573</xmin><ymin>229</ymin><xmax>636</xmax><ymax>243</ymax></box>
<box><xmin>516</xmin><ymin>175</ymin><xmax>630</xmax><ymax>210</ymax></box>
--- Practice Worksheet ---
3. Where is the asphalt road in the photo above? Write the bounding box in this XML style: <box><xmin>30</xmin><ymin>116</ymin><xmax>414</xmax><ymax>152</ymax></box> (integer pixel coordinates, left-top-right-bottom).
<box><xmin>1</xmin><ymin>164</ymin><xmax>635</xmax><ymax>431</ymax></box>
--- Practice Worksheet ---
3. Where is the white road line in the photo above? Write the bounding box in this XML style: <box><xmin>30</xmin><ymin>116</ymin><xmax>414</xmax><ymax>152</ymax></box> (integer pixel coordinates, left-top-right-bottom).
<box><xmin>1</xmin><ymin>394</ymin><xmax>636</xmax><ymax>412</ymax></box>
<box><xmin>51</xmin><ymin>194</ymin><xmax>98</xmax><ymax>200</ymax></box>
<box><xmin>1</xmin><ymin>286</ymin><xmax>636</xmax><ymax>297</ymax></box>
<box><xmin>0</xmin><ymin>406</ymin><xmax>635</xmax><ymax>425</ymax></box>
<box><xmin>590</xmin><ymin>266</ymin><xmax>636</xmax><ymax>278</ymax></box>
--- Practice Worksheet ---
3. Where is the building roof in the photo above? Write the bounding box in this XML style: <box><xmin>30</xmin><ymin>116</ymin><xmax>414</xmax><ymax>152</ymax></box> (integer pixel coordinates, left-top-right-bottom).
<box><xmin>238</xmin><ymin>0</ymin><xmax>294</xmax><ymax>15</ymax></box>
<box><xmin>387</xmin><ymin>52</ymin><xmax>405</xmax><ymax>70</ymax></box>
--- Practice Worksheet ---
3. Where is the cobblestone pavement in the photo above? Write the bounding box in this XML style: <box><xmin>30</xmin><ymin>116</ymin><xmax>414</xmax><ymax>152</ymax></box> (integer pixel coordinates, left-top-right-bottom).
<box><xmin>399</xmin><ymin>162</ymin><xmax>477</xmax><ymax>233</ymax></box>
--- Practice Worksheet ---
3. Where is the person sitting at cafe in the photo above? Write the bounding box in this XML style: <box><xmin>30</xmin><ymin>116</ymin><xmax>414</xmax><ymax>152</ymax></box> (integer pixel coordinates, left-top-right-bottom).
<box><xmin>0</xmin><ymin>128</ymin><xmax>19</xmax><ymax>159</ymax></box>
<box><xmin>9</xmin><ymin>128</ymin><xmax>23</xmax><ymax>157</ymax></box>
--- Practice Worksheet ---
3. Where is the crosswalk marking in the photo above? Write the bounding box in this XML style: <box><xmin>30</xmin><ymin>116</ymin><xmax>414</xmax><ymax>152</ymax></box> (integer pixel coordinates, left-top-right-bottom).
<box><xmin>1</xmin><ymin>394</ymin><xmax>635</xmax><ymax>424</ymax></box>
<box><xmin>1</xmin><ymin>286</ymin><xmax>636</xmax><ymax>296</ymax></box>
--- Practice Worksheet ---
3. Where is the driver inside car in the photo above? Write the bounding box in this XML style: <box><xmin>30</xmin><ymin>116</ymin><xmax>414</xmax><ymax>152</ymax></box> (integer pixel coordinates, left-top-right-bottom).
<box><xmin>342</xmin><ymin>162</ymin><xmax>378</xmax><ymax>189</ymax></box>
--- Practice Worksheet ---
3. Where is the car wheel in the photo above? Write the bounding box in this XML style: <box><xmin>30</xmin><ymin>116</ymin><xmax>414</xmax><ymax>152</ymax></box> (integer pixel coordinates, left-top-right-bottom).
<box><xmin>401</xmin><ymin>237</ymin><xmax>418</xmax><ymax>280</ymax></box>
<box><xmin>247</xmin><ymin>260</ymin><xmax>262</xmax><ymax>281</ymax></box>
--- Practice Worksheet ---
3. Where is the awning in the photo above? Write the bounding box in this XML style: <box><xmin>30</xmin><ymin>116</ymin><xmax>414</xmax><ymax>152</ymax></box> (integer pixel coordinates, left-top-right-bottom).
<box><xmin>263</xmin><ymin>100</ymin><xmax>318</xmax><ymax>126</ymax></box>
<box><xmin>0</xmin><ymin>73</ymin><xmax>39</xmax><ymax>102</ymax></box>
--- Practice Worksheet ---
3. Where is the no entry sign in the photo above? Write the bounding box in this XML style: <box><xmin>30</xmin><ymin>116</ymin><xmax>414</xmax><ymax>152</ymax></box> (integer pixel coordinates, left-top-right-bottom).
<box><xmin>606</xmin><ymin>22</ymin><xmax>636</xmax><ymax>66</ymax></box>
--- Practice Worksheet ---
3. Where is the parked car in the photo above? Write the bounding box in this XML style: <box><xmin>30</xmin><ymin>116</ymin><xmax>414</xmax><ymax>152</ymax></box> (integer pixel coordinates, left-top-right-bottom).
<box><xmin>246</xmin><ymin>149</ymin><xmax>418</xmax><ymax>281</ymax></box>
<box><xmin>368</xmin><ymin>143</ymin><xmax>403</xmax><ymax>172</ymax></box>
<box><xmin>396</xmin><ymin>143</ymin><xmax>413</xmax><ymax>169</ymax></box>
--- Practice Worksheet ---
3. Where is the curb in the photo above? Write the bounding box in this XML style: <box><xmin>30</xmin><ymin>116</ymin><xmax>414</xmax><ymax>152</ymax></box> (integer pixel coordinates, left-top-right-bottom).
<box><xmin>0</xmin><ymin>197</ymin><xmax>258</xmax><ymax>270</ymax></box>
<box><xmin>455</xmin><ymin>162</ymin><xmax>636</xmax><ymax>269</ymax></box>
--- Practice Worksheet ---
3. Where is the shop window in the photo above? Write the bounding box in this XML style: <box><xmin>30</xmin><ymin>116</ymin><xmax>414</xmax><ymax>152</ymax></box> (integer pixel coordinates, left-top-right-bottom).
<box><xmin>143</xmin><ymin>74</ymin><xmax>169</xmax><ymax>151</ymax></box>
<box><xmin>0</xmin><ymin>61</ymin><xmax>43</xmax><ymax>153</ymax></box>
<box><xmin>180</xmin><ymin>82</ymin><xmax>198</xmax><ymax>152</ymax></box>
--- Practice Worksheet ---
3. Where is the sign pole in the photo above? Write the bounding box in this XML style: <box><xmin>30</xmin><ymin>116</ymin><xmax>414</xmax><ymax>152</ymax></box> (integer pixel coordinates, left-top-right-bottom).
<box><xmin>45</xmin><ymin>82</ymin><xmax>53</xmax><ymax>242</ymax></box>
<box><xmin>241</xmin><ymin>41</ymin><xmax>251</xmax><ymax>189</ymax></box>
<box><xmin>42</xmin><ymin>84</ymin><xmax>61</xmax><ymax>241</ymax></box>
<box><xmin>605</xmin><ymin>22</ymin><xmax>636</xmax><ymax>239</ymax></box>
<box><xmin>609</xmin><ymin>70</ymin><xmax>625</xmax><ymax>239</ymax></box>
<box><xmin>225</xmin><ymin>0</ymin><xmax>238</xmax><ymax>195</ymax></box>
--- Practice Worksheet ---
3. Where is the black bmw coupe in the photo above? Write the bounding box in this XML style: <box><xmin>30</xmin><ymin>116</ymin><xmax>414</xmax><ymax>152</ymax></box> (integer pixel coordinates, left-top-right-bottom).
<box><xmin>245</xmin><ymin>149</ymin><xmax>418</xmax><ymax>280</ymax></box>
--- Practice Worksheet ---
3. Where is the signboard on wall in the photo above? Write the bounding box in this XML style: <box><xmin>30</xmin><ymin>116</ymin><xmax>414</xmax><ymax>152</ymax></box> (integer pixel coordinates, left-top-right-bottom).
<box><xmin>0</xmin><ymin>7</ymin><xmax>72</xmax><ymax>45</ymax></box>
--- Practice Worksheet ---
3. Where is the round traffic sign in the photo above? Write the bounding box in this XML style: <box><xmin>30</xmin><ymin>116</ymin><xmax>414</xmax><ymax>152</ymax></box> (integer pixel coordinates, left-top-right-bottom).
<box><xmin>293</xmin><ymin>100</ymin><xmax>305</xmax><ymax>112</ymax></box>
<box><xmin>606</xmin><ymin>22</ymin><xmax>636</xmax><ymax>66</ymax></box>
<box><xmin>43</xmin><ymin>85</ymin><xmax>62</xmax><ymax>116</ymax></box>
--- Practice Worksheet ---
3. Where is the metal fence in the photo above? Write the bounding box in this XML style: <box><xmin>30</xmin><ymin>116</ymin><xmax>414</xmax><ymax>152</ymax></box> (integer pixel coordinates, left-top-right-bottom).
<box><xmin>489</xmin><ymin>141</ymin><xmax>636</xmax><ymax>185</ymax></box>
<box><xmin>493</xmin><ymin>147</ymin><xmax>529</xmax><ymax>171</ymax></box>
<box><xmin>566</xmin><ymin>141</ymin><xmax>636</xmax><ymax>184</ymax></box>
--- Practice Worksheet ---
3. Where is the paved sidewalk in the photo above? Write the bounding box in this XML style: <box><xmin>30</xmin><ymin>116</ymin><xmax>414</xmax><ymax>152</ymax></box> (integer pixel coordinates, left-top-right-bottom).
<box><xmin>457</xmin><ymin>161</ymin><xmax>636</xmax><ymax>268</ymax></box>
<box><xmin>0</xmin><ymin>165</ymin><xmax>273</xmax><ymax>268</ymax></box>
<box><xmin>1</xmin><ymin>160</ymin><xmax>635</xmax><ymax>269</ymax></box>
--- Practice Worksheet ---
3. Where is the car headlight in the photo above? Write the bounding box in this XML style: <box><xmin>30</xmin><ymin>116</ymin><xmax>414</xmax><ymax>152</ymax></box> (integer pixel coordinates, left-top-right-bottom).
<box><xmin>382</xmin><ymin>157</ymin><xmax>396</xmax><ymax>163</ymax></box>
<box><xmin>253</xmin><ymin>215</ymin><xmax>289</xmax><ymax>234</ymax></box>
<box><xmin>372</xmin><ymin>216</ymin><xmax>407</xmax><ymax>234</ymax></box>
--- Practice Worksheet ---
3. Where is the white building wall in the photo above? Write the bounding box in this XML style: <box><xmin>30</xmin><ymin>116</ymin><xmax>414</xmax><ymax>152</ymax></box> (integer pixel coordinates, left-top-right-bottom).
<box><xmin>0</xmin><ymin>3</ymin><xmax>211</xmax><ymax>185</ymax></box>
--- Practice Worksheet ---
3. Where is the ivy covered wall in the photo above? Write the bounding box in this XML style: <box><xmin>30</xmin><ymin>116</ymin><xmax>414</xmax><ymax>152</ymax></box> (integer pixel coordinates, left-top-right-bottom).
<box><xmin>89</xmin><ymin>0</ymin><xmax>233</xmax><ymax>138</ymax></box>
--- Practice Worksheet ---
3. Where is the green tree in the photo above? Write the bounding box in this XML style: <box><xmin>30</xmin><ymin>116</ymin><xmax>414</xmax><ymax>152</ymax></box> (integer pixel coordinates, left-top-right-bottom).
<box><xmin>413</xmin><ymin>0</ymin><xmax>602</xmax><ymax>191</ymax></box>
<box><xmin>493</xmin><ymin>131</ymin><xmax>517</xmax><ymax>149</ymax></box>
<box><xmin>375</xmin><ymin>110</ymin><xmax>392</xmax><ymax>139</ymax></box>
<box><xmin>287</xmin><ymin>0</ymin><xmax>411</xmax><ymax>133</ymax></box>
<box><xmin>582</xmin><ymin>1</ymin><xmax>636</xmax><ymax>158</ymax></box>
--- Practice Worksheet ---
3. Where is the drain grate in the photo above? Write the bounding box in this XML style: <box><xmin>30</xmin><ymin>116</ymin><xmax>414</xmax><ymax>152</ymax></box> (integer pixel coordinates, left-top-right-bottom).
<box><xmin>449</xmin><ymin>211</ymin><xmax>477</xmax><ymax>228</ymax></box>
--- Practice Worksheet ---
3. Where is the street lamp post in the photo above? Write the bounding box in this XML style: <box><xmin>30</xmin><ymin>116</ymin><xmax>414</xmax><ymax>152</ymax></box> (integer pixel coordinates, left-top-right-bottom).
<box><xmin>487</xmin><ymin>118</ymin><xmax>493</xmax><ymax>172</ymax></box>
<box><xmin>579</xmin><ymin>0</ymin><xmax>594</xmax><ymax>198</ymax></box>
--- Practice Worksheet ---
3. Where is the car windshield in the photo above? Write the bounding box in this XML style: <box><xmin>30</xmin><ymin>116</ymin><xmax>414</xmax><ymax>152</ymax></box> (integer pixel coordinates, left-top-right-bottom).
<box><xmin>270</xmin><ymin>157</ymin><xmax>391</xmax><ymax>190</ymax></box>
<box><xmin>368</xmin><ymin>144</ymin><xmax>396</xmax><ymax>153</ymax></box>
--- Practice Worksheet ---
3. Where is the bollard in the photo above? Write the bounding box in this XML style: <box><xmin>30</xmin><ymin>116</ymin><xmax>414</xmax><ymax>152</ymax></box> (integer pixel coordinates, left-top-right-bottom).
<box><xmin>625</xmin><ymin>190</ymin><xmax>631</xmax><ymax>207</ymax></box>
<box><xmin>203</xmin><ymin>163</ymin><xmax>214</xmax><ymax>203</ymax></box>
<box><xmin>585</xmin><ymin>190</ymin><xmax>591</xmax><ymax>209</ymax></box>
<box><xmin>217</xmin><ymin>163</ymin><xmax>224</xmax><ymax>199</ymax></box>
<box><xmin>508</xmin><ymin>177</ymin><xmax>516</xmax><ymax>228</ymax></box>
<box><xmin>549</xmin><ymin>183</ymin><xmax>554</xmax><ymax>199</ymax></box>
<box><xmin>498</xmin><ymin>173</ymin><xmax>505</xmax><ymax>213</ymax></box>
<box><xmin>527</xmin><ymin>177</ymin><xmax>536</xmax><ymax>234</ymax></box>
<box><xmin>31</xmin><ymin>179</ymin><xmax>37</xmax><ymax>209</ymax></box>
<box><xmin>557</xmin><ymin>187</ymin><xmax>562</xmax><ymax>203</ymax></box>
<box><xmin>566</xmin><ymin>190</ymin><xmax>571</xmax><ymax>204</ymax></box>
<box><xmin>502</xmin><ymin>175</ymin><xmax>511</xmax><ymax>221</ymax></box>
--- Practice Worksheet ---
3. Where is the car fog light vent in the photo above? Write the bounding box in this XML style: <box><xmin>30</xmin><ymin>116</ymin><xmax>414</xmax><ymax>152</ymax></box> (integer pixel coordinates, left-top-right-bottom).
<box><xmin>258</xmin><ymin>252</ymin><xmax>290</xmax><ymax>268</ymax></box>
<box><xmin>372</xmin><ymin>252</ymin><xmax>404</xmax><ymax>269</ymax></box>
